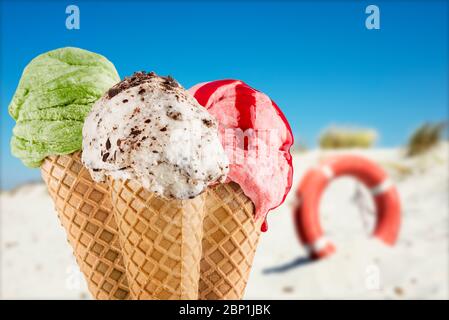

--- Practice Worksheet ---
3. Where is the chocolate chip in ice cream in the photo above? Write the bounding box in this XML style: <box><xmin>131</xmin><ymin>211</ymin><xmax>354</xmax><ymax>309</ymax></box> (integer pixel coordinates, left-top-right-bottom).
<box><xmin>108</xmin><ymin>87</ymin><xmax>120</xmax><ymax>99</ymax></box>
<box><xmin>160</xmin><ymin>76</ymin><xmax>179</xmax><ymax>91</ymax></box>
<box><xmin>102</xmin><ymin>152</ymin><xmax>110</xmax><ymax>162</ymax></box>
<box><xmin>106</xmin><ymin>71</ymin><xmax>159</xmax><ymax>99</ymax></box>
<box><xmin>130</xmin><ymin>128</ymin><xmax>142</xmax><ymax>137</ymax></box>
<box><xmin>167</xmin><ymin>110</ymin><xmax>182</xmax><ymax>120</ymax></box>
<box><xmin>202</xmin><ymin>119</ymin><xmax>213</xmax><ymax>127</ymax></box>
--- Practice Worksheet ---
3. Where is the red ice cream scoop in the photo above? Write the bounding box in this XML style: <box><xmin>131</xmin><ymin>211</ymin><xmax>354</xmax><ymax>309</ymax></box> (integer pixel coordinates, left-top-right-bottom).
<box><xmin>189</xmin><ymin>80</ymin><xmax>293</xmax><ymax>229</ymax></box>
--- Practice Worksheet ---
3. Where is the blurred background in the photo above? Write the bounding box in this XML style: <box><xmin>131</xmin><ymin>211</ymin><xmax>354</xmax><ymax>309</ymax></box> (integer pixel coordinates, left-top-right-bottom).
<box><xmin>1</xmin><ymin>0</ymin><xmax>448</xmax><ymax>299</ymax></box>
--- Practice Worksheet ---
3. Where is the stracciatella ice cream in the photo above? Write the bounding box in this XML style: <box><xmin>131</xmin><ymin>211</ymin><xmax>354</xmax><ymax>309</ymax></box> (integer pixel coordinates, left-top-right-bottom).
<box><xmin>82</xmin><ymin>71</ymin><xmax>229</xmax><ymax>199</ymax></box>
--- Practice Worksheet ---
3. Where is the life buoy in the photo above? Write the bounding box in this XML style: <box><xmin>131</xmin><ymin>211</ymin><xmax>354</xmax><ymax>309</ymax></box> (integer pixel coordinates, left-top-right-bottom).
<box><xmin>293</xmin><ymin>155</ymin><xmax>401</xmax><ymax>259</ymax></box>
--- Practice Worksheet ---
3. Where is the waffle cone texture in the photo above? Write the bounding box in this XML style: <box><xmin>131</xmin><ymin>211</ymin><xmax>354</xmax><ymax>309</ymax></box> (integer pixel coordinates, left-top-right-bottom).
<box><xmin>109</xmin><ymin>178</ymin><xmax>206</xmax><ymax>300</ymax></box>
<box><xmin>200</xmin><ymin>182</ymin><xmax>262</xmax><ymax>300</ymax></box>
<box><xmin>41</xmin><ymin>151</ymin><xmax>129</xmax><ymax>299</ymax></box>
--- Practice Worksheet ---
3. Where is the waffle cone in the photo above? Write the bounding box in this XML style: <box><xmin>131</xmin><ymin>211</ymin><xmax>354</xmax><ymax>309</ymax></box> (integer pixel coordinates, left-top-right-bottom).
<box><xmin>199</xmin><ymin>182</ymin><xmax>262</xmax><ymax>300</ymax></box>
<box><xmin>109</xmin><ymin>178</ymin><xmax>205</xmax><ymax>300</ymax></box>
<box><xmin>41</xmin><ymin>151</ymin><xmax>129</xmax><ymax>299</ymax></box>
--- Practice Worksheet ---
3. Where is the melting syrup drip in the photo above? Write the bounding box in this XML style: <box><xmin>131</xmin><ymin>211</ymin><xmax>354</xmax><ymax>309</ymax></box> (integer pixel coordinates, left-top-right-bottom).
<box><xmin>261</xmin><ymin>219</ymin><xmax>268</xmax><ymax>232</ymax></box>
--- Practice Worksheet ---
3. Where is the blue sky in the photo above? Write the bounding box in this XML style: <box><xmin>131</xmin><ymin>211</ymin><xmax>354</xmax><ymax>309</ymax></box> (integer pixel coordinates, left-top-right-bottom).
<box><xmin>1</xmin><ymin>0</ymin><xmax>448</xmax><ymax>189</ymax></box>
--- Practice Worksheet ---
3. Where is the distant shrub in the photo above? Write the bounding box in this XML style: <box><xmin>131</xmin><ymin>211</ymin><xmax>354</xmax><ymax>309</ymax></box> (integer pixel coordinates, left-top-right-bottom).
<box><xmin>319</xmin><ymin>126</ymin><xmax>377</xmax><ymax>149</ymax></box>
<box><xmin>406</xmin><ymin>122</ymin><xmax>447</xmax><ymax>157</ymax></box>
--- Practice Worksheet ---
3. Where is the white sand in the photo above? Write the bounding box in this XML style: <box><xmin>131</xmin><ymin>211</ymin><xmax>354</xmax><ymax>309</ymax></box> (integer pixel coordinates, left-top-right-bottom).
<box><xmin>1</xmin><ymin>144</ymin><xmax>448</xmax><ymax>299</ymax></box>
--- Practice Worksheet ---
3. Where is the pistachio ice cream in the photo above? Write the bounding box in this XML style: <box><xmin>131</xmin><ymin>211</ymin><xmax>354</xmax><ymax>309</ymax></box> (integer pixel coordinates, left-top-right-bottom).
<box><xmin>82</xmin><ymin>71</ymin><xmax>229</xmax><ymax>199</ymax></box>
<box><xmin>8</xmin><ymin>47</ymin><xmax>120</xmax><ymax>167</ymax></box>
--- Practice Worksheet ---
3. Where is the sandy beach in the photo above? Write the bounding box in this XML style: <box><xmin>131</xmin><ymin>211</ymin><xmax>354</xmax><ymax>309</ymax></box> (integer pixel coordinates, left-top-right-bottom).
<box><xmin>1</xmin><ymin>144</ymin><xmax>448</xmax><ymax>299</ymax></box>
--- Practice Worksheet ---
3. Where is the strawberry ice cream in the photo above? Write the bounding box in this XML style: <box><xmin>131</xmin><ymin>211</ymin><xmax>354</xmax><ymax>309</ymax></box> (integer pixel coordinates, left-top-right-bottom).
<box><xmin>189</xmin><ymin>80</ymin><xmax>293</xmax><ymax>228</ymax></box>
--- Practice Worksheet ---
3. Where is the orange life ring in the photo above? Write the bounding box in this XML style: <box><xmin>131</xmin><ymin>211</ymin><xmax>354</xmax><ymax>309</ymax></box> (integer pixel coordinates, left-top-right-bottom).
<box><xmin>293</xmin><ymin>155</ymin><xmax>401</xmax><ymax>259</ymax></box>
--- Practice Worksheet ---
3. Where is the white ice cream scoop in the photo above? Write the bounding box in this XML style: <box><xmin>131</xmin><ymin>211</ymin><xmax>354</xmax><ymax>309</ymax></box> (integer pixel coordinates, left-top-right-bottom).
<box><xmin>82</xmin><ymin>71</ymin><xmax>229</xmax><ymax>199</ymax></box>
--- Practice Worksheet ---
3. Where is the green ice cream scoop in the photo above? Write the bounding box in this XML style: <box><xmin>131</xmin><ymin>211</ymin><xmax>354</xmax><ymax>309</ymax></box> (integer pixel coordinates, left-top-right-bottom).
<box><xmin>9</xmin><ymin>47</ymin><xmax>120</xmax><ymax>168</ymax></box>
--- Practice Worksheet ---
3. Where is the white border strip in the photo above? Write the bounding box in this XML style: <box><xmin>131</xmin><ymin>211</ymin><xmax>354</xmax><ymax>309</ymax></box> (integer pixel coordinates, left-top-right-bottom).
<box><xmin>371</xmin><ymin>178</ymin><xmax>393</xmax><ymax>196</ymax></box>
<box><xmin>305</xmin><ymin>236</ymin><xmax>330</xmax><ymax>253</ymax></box>
<box><xmin>320</xmin><ymin>165</ymin><xmax>334</xmax><ymax>179</ymax></box>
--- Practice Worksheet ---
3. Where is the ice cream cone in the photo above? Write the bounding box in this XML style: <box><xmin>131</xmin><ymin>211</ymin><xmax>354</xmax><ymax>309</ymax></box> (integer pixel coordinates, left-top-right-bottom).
<box><xmin>40</xmin><ymin>151</ymin><xmax>129</xmax><ymax>299</ymax></box>
<box><xmin>109</xmin><ymin>178</ymin><xmax>206</xmax><ymax>300</ymax></box>
<box><xmin>200</xmin><ymin>182</ymin><xmax>262</xmax><ymax>300</ymax></box>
